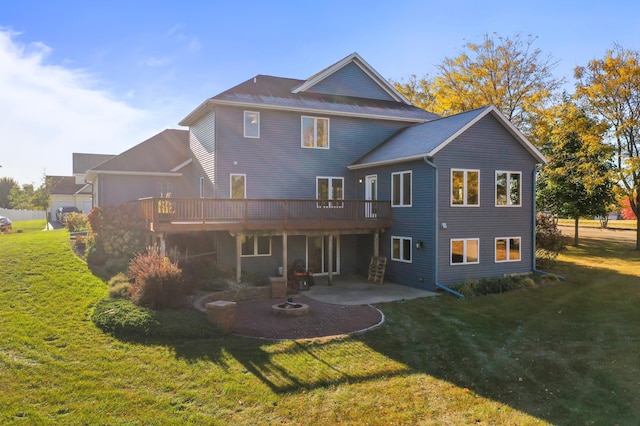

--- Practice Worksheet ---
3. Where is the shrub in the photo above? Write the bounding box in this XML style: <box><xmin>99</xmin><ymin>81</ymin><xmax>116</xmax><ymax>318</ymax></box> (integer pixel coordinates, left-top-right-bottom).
<box><xmin>128</xmin><ymin>248</ymin><xmax>185</xmax><ymax>309</ymax></box>
<box><xmin>65</xmin><ymin>212</ymin><xmax>88</xmax><ymax>232</ymax></box>
<box><xmin>536</xmin><ymin>212</ymin><xmax>567</xmax><ymax>261</ymax></box>
<box><xmin>91</xmin><ymin>298</ymin><xmax>218</xmax><ymax>338</ymax></box>
<box><xmin>104</xmin><ymin>256</ymin><xmax>130</xmax><ymax>277</ymax></box>
<box><xmin>86</xmin><ymin>204</ymin><xmax>146</xmax><ymax>266</ymax></box>
<box><xmin>107</xmin><ymin>273</ymin><xmax>132</xmax><ymax>299</ymax></box>
<box><xmin>457</xmin><ymin>275</ymin><xmax>526</xmax><ymax>297</ymax></box>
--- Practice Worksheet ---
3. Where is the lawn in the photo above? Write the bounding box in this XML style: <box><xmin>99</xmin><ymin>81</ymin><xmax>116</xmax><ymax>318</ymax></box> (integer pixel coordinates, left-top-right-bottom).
<box><xmin>1</xmin><ymin>221</ymin><xmax>639</xmax><ymax>424</ymax></box>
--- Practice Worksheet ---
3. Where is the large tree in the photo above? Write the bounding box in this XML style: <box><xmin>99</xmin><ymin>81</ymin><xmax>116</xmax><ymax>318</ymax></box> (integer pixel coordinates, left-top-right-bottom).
<box><xmin>536</xmin><ymin>98</ymin><xmax>616</xmax><ymax>246</ymax></box>
<box><xmin>0</xmin><ymin>177</ymin><xmax>18</xmax><ymax>208</ymax></box>
<box><xmin>575</xmin><ymin>45</ymin><xmax>640</xmax><ymax>249</ymax></box>
<box><xmin>393</xmin><ymin>33</ymin><xmax>564</xmax><ymax>137</ymax></box>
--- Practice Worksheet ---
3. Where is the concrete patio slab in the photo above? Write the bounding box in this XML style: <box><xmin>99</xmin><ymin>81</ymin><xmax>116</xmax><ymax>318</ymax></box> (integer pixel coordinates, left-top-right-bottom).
<box><xmin>302</xmin><ymin>276</ymin><xmax>439</xmax><ymax>305</ymax></box>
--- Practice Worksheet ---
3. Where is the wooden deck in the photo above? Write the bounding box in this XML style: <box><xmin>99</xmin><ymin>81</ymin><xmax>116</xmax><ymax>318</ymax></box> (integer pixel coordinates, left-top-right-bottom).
<box><xmin>131</xmin><ymin>198</ymin><xmax>391</xmax><ymax>234</ymax></box>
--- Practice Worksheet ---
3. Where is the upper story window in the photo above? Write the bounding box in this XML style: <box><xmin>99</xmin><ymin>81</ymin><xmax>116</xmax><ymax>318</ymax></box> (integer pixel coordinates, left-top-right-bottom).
<box><xmin>496</xmin><ymin>171</ymin><xmax>521</xmax><ymax>206</ymax></box>
<box><xmin>230</xmin><ymin>174</ymin><xmax>246</xmax><ymax>199</ymax></box>
<box><xmin>451</xmin><ymin>169</ymin><xmax>479</xmax><ymax>206</ymax></box>
<box><xmin>392</xmin><ymin>171</ymin><xmax>412</xmax><ymax>207</ymax></box>
<box><xmin>244</xmin><ymin>111</ymin><xmax>260</xmax><ymax>138</ymax></box>
<box><xmin>391</xmin><ymin>236</ymin><xmax>412</xmax><ymax>263</ymax></box>
<box><xmin>157</xmin><ymin>182</ymin><xmax>173</xmax><ymax>197</ymax></box>
<box><xmin>302</xmin><ymin>116</ymin><xmax>329</xmax><ymax>148</ymax></box>
<box><xmin>317</xmin><ymin>177</ymin><xmax>343</xmax><ymax>208</ymax></box>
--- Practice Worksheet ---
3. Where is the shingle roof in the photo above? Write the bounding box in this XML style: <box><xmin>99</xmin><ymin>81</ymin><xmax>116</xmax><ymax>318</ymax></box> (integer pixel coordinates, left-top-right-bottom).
<box><xmin>48</xmin><ymin>176</ymin><xmax>91</xmax><ymax>195</ymax></box>
<box><xmin>180</xmin><ymin>75</ymin><xmax>438</xmax><ymax>125</ymax></box>
<box><xmin>72</xmin><ymin>153</ymin><xmax>115</xmax><ymax>175</ymax></box>
<box><xmin>351</xmin><ymin>106</ymin><xmax>546</xmax><ymax>168</ymax></box>
<box><xmin>89</xmin><ymin>129</ymin><xmax>190</xmax><ymax>173</ymax></box>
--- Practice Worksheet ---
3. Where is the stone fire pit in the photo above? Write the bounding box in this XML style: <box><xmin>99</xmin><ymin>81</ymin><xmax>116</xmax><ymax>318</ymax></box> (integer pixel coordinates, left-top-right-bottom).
<box><xmin>271</xmin><ymin>300</ymin><xmax>309</xmax><ymax>316</ymax></box>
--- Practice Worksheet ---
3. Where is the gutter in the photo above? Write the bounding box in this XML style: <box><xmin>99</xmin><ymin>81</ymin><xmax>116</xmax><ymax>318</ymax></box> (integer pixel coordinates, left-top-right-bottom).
<box><xmin>531</xmin><ymin>165</ymin><xmax>565</xmax><ymax>281</ymax></box>
<box><xmin>424</xmin><ymin>157</ymin><xmax>464</xmax><ymax>299</ymax></box>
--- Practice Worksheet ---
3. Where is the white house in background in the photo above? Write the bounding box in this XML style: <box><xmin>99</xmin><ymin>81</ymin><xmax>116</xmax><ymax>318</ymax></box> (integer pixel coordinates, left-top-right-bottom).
<box><xmin>47</xmin><ymin>153</ymin><xmax>114</xmax><ymax>221</ymax></box>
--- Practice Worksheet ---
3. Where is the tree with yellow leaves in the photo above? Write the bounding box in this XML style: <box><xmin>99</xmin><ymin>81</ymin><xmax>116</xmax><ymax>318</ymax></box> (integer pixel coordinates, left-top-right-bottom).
<box><xmin>393</xmin><ymin>33</ymin><xmax>564</xmax><ymax>138</ymax></box>
<box><xmin>575</xmin><ymin>44</ymin><xmax>640</xmax><ymax>250</ymax></box>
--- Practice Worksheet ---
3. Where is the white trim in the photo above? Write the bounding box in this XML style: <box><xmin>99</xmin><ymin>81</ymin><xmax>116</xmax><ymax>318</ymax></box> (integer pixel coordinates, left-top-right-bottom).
<box><xmin>316</xmin><ymin>176</ymin><xmax>344</xmax><ymax>207</ymax></box>
<box><xmin>301</xmin><ymin>116</ymin><xmax>330</xmax><ymax>149</ymax></box>
<box><xmin>450</xmin><ymin>238</ymin><xmax>480</xmax><ymax>265</ymax></box>
<box><xmin>243</xmin><ymin>111</ymin><xmax>260</xmax><ymax>139</ymax></box>
<box><xmin>171</xmin><ymin>158</ymin><xmax>192</xmax><ymax>172</ymax></box>
<box><xmin>391</xmin><ymin>170</ymin><xmax>412</xmax><ymax>207</ymax></box>
<box><xmin>450</xmin><ymin>169</ymin><xmax>480</xmax><ymax>207</ymax></box>
<box><xmin>241</xmin><ymin>235</ymin><xmax>272</xmax><ymax>257</ymax></box>
<box><xmin>391</xmin><ymin>236</ymin><xmax>413</xmax><ymax>263</ymax></box>
<box><xmin>494</xmin><ymin>236</ymin><xmax>522</xmax><ymax>263</ymax></box>
<box><xmin>495</xmin><ymin>170</ymin><xmax>522</xmax><ymax>207</ymax></box>
<box><xmin>291</xmin><ymin>53</ymin><xmax>410</xmax><ymax>104</ymax></box>
<box><xmin>179</xmin><ymin>99</ymin><xmax>427</xmax><ymax>126</ymax></box>
<box><xmin>230</xmin><ymin>173</ymin><xmax>246</xmax><ymax>199</ymax></box>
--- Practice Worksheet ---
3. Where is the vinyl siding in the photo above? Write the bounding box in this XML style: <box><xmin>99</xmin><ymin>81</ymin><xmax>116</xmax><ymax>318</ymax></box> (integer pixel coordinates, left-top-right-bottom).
<box><xmin>434</xmin><ymin>115</ymin><xmax>539</xmax><ymax>285</ymax></box>
<box><xmin>306</xmin><ymin>62</ymin><xmax>396</xmax><ymax>101</ymax></box>
<box><xmin>98</xmin><ymin>173</ymin><xmax>193</xmax><ymax>206</ymax></box>
<box><xmin>214</xmin><ymin>105</ymin><xmax>409</xmax><ymax>199</ymax></box>
<box><xmin>190</xmin><ymin>110</ymin><xmax>216</xmax><ymax>197</ymax></box>
<box><xmin>354</xmin><ymin>159</ymin><xmax>437</xmax><ymax>290</ymax></box>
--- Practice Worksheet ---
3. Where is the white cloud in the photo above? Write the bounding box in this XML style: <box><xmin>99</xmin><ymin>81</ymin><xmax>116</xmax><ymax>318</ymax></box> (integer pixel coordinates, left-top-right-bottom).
<box><xmin>0</xmin><ymin>29</ymin><xmax>163</xmax><ymax>185</ymax></box>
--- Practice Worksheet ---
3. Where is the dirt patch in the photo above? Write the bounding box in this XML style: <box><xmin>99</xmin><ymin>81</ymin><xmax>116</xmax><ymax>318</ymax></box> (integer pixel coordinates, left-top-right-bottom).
<box><xmin>231</xmin><ymin>295</ymin><xmax>383</xmax><ymax>340</ymax></box>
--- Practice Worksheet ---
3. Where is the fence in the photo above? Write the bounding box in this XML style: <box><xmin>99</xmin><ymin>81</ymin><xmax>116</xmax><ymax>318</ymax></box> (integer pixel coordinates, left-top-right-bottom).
<box><xmin>0</xmin><ymin>207</ymin><xmax>47</xmax><ymax>221</ymax></box>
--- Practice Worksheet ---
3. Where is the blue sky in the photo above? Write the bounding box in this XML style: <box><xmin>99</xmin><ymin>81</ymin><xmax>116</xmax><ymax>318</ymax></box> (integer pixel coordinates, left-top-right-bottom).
<box><xmin>1</xmin><ymin>0</ymin><xmax>639</xmax><ymax>185</ymax></box>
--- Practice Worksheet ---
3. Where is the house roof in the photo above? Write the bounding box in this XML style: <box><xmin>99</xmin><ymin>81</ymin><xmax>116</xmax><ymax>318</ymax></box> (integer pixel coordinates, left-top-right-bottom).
<box><xmin>84</xmin><ymin>129</ymin><xmax>190</xmax><ymax>183</ymax></box>
<box><xmin>291</xmin><ymin>53</ymin><xmax>409</xmax><ymax>103</ymax></box>
<box><xmin>179</xmin><ymin>53</ymin><xmax>438</xmax><ymax>126</ymax></box>
<box><xmin>349</xmin><ymin>105</ymin><xmax>547</xmax><ymax>169</ymax></box>
<box><xmin>48</xmin><ymin>176</ymin><xmax>91</xmax><ymax>195</ymax></box>
<box><xmin>72</xmin><ymin>153</ymin><xmax>116</xmax><ymax>175</ymax></box>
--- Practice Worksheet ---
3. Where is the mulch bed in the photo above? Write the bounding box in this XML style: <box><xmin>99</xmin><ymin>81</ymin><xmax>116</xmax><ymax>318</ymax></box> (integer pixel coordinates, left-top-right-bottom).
<box><xmin>232</xmin><ymin>295</ymin><xmax>383</xmax><ymax>340</ymax></box>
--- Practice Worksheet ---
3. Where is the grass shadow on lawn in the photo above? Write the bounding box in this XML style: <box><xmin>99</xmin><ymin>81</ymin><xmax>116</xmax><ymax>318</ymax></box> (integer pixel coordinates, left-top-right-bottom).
<box><xmin>358</xmin><ymin>242</ymin><xmax>640</xmax><ymax>425</ymax></box>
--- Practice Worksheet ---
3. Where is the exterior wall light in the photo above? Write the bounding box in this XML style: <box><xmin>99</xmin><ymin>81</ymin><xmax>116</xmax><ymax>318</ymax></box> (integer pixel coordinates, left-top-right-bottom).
<box><xmin>415</xmin><ymin>240</ymin><xmax>424</xmax><ymax>249</ymax></box>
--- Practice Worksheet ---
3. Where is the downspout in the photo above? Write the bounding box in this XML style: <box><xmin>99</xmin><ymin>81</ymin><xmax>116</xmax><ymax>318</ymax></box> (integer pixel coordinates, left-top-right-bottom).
<box><xmin>531</xmin><ymin>165</ymin><xmax>565</xmax><ymax>280</ymax></box>
<box><xmin>424</xmin><ymin>157</ymin><xmax>464</xmax><ymax>299</ymax></box>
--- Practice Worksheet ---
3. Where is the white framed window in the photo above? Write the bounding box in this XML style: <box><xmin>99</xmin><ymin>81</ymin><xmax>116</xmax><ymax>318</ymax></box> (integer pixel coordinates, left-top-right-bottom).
<box><xmin>241</xmin><ymin>235</ymin><xmax>271</xmax><ymax>257</ymax></box>
<box><xmin>391</xmin><ymin>236</ymin><xmax>412</xmax><ymax>263</ymax></box>
<box><xmin>450</xmin><ymin>238</ymin><xmax>479</xmax><ymax>265</ymax></box>
<box><xmin>496</xmin><ymin>171</ymin><xmax>521</xmax><ymax>206</ymax></box>
<box><xmin>495</xmin><ymin>237</ymin><xmax>521</xmax><ymax>262</ymax></box>
<box><xmin>157</xmin><ymin>182</ymin><xmax>173</xmax><ymax>197</ymax></box>
<box><xmin>451</xmin><ymin>169</ymin><xmax>479</xmax><ymax>206</ymax></box>
<box><xmin>301</xmin><ymin>116</ymin><xmax>329</xmax><ymax>148</ymax></box>
<box><xmin>392</xmin><ymin>171</ymin><xmax>412</xmax><ymax>207</ymax></box>
<box><xmin>230</xmin><ymin>174</ymin><xmax>246</xmax><ymax>199</ymax></box>
<box><xmin>317</xmin><ymin>176</ymin><xmax>343</xmax><ymax>208</ymax></box>
<box><xmin>244</xmin><ymin>111</ymin><xmax>260</xmax><ymax>138</ymax></box>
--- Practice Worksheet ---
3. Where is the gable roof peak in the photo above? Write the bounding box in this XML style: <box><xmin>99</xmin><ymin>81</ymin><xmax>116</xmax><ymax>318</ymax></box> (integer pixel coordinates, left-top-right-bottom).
<box><xmin>292</xmin><ymin>52</ymin><xmax>410</xmax><ymax>104</ymax></box>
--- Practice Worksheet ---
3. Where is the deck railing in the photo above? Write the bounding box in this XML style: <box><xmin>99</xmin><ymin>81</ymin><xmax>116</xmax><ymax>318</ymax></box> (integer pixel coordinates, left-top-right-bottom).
<box><xmin>132</xmin><ymin>198</ymin><xmax>391</xmax><ymax>233</ymax></box>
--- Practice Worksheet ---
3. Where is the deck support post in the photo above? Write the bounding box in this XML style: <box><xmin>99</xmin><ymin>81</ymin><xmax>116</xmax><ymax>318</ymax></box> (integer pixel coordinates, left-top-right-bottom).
<box><xmin>158</xmin><ymin>233</ymin><xmax>166</xmax><ymax>256</ymax></box>
<box><xmin>373</xmin><ymin>231</ymin><xmax>379</xmax><ymax>257</ymax></box>
<box><xmin>236</xmin><ymin>234</ymin><xmax>242</xmax><ymax>283</ymax></box>
<box><xmin>282</xmin><ymin>232</ymin><xmax>288</xmax><ymax>285</ymax></box>
<box><xmin>328</xmin><ymin>234</ymin><xmax>334</xmax><ymax>285</ymax></box>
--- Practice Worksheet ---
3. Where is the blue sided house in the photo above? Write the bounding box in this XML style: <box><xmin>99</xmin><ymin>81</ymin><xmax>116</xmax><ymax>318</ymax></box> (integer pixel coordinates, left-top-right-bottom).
<box><xmin>84</xmin><ymin>53</ymin><xmax>547</xmax><ymax>291</ymax></box>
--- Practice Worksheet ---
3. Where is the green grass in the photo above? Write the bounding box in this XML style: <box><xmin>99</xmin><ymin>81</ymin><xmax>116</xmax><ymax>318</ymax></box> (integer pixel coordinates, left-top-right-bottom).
<box><xmin>558</xmin><ymin>218</ymin><xmax>637</xmax><ymax>230</ymax></box>
<box><xmin>1</xmin><ymin>224</ymin><xmax>639</xmax><ymax>424</ymax></box>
